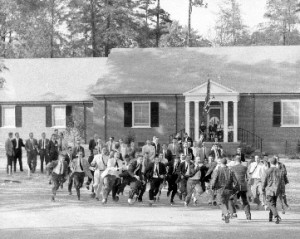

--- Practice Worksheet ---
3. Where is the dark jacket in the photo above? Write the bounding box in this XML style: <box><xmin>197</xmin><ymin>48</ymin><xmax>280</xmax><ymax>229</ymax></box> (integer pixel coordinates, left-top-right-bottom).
<box><xmin>38</xmin><ymin>138</ymin><xmax>50</xmax><ymax>151</ymax></box>
<box><xmin>162</xmin><ymin>148</ymin><xmax>173</xmax><ymax>162</ymax></box>
<box><xmin>178</xmin><ymin>161</ymin><xmax>194</xmax><ymax>179</ymax></box>
<box><xmin>47</xmin><ymin>140</ymin><xmax>58</xmax><ymax>155</ymax></box>
<box><xmin>262</xmin><ymin>167</ymin><xmax>282</xmax><ymax>196</ymax></box>
<box><xmin>46</xmin><ymin>160</ymin><xmax>68</xmax><ymax>179</ymax></box>
<box><xmin>89</xmin><ymin>139</ymin><xmax>97</xmax><ymax>154</ymax></box>
<box><xmin>231</xmin><ymin>164</ymin><xmax>248</xmax><ymax>191</ymax></box>
<box><xmin>211</xmin><ymin>166</ymin><xmax>238</xmax><ymax>191</ymax></box>
<box><xmin>25</xmin><ymin>138</ymin><xmax>38</xmax><ymax>155</ymax></box>
<box><xmin>151</xmin><ymin>142</ymin><xmax>161</xmax><ymax>156</ymax></box>
<box><xmin>12</xmin><ymin>138</ymin><xmax>25</xmax><ymax>153</ymax></box>
<box><xmin>72</xmin><ymin>145</ymin><xmax>85</xmax><ymax>158</ymax></box>
<box><xmin>127</xmin><ymin>160</ymin><xmax>144</xmax><ymax>180</ymax></box>
<box><xmin>145</xmin><ymin>162</ymin><xmax>166</xmax><ymax>180</ymax></box>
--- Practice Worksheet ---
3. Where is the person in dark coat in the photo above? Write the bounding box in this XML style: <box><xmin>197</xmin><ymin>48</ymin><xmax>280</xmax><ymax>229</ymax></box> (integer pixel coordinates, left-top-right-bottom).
<box><xmin>12</xmin><ymin>132</ymin><xmax>25</xmax><ymax>172</ymax></box>
<box><xmin>166</xmin><ymin>157</ymin><xmax>180</xmax><ymax>204</ymax></box>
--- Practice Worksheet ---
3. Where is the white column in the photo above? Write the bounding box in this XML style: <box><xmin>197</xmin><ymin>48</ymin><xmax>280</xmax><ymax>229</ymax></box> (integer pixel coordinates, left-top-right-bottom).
<box><xmin>185</xmin><ymin>101</ymin><xmax>190</xmax><ymax>136</ymax></box>
<box><xmin>223</xmin><ymin>101</ymin><xmax>228</xmax><ymax>143</ymax></box>
<box><xmin>233</xmin><ymin>101</ymin><xmax>238</xmax><ymax>142</ymax></box>
<box><xmin>194</xmin><ymin>101</ymin><xmax>199</xmax><ymax>141</ymax></box>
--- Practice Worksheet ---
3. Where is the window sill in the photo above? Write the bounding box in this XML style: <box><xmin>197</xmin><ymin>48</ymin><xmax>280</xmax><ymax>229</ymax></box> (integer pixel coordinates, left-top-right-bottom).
<box><xmin>131</xmin><ymin>126</ymin><xmax>151</xmax><ymax>129</ymax></box>
<box><xmin>51</xmin><ymin>126</ymin><xmax>66</xmax><ymax>129</ymax></box>
<box><xmin>280</xmin><ymin>125</ymin><xmax>300</xmax><ymax>128</ymax></box>
<box><xmin>1</xmin><ymin>126</ymin><xmax>16</xmax><ymax>129</ymax></box>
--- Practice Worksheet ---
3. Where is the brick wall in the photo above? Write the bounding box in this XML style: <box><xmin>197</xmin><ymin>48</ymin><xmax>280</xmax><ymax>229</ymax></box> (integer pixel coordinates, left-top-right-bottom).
<box><xmin>93</xmin><ymin>96</ymin><xmax>180</xmax><ymax>145</ymax></box>
<box><xmin>0</xmin><ymin>104</ymin><xmax>93</xmax><ymax>144</ymax></box>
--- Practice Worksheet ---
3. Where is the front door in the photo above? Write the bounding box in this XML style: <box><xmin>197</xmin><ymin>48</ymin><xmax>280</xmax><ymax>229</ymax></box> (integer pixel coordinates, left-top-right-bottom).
<box><xmin>209</xmin><ymin>108</ymin><xmax>221</xmax><ymax>126</ymax></box>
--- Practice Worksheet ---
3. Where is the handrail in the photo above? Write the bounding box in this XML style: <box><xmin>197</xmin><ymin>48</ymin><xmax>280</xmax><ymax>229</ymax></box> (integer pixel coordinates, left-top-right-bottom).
<box><xmin>238</xmin><ymin>127</ymin><xmax>263</xmax><ymax>152</ymax></box>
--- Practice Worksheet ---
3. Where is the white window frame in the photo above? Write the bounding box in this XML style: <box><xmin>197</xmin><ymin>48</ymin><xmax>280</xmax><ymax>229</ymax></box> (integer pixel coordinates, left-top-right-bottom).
<box><xmin>281</xmin><ymin>100</ymin><xmax>300</xmax><ymax>127</ymax></box>
<box><xmin>52</xmin><ymin>105</ymin><xmax>66</xmax><ymax>128</ymax></box>
<box><xmin>1</xmin><ymin>105</ymin><xmax>16</xmax><ymax>128</ymax></box>
<box><xmin>132</xmin><ymin>101</ymin><xmax>151</xmax><ymax>128</ymax></box>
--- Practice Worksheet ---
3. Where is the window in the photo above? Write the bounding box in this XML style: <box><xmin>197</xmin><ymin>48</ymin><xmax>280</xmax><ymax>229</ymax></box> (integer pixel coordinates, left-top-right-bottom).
<box><xmin>52</xmin><ymin>106</ymin><xmax>66</xmax><ymax>127</ymax></box>
<box><xmin>2</xmin><ymin>106</ymin><xmax>15</xmax><ymax>128</ymax></box>
<box><xmin>281</xmin><ymin>100</ymin><xmax>300</xmax><ymax>127</ymax></box>
<box><xmin>133</xmin><ymin>102</ymin><xmax>150</xmax><ymax>127</ymax></box>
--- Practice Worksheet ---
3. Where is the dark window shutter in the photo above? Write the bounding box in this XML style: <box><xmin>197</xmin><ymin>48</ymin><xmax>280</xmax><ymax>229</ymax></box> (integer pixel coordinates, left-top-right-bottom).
<box><xmin>46</xmin><ymin>105</ymin><xmax>52</xmax><ymax>127</ymax></box>
<box><xmin>124</xmin><ymin>102</ymin><xmax>132</xmax><ymax>127</ymax></box>
<box><xmin>151</xmin><ymin>102</ymin><xmax>159</xmax><ymax>127</ymax></box>
<box><xmin>273</xmin><ymin>102</ymin><xmax>281</xmax><ymax>127</ymax></box>
<box><xmin>0</xmin><ymin>106</ymin><xmax>2</xmax><ymax>127</ymax></box>
<box><xmin>66</xmin><ymin>105</ymin><xmax>73</xmax><ymax>127</ymax></box>
<box><xmin>15</xmin><ymin>106</ymin><xmax>22</xmax><ymax>127</ymax></box>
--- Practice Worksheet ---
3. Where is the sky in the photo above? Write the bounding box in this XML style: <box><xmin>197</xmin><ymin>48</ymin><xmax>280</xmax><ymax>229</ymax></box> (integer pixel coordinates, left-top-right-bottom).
<box><xmin>160</xmin><ymin>0</ymin><xmax>268</xmax><ymax>38</ymax></box>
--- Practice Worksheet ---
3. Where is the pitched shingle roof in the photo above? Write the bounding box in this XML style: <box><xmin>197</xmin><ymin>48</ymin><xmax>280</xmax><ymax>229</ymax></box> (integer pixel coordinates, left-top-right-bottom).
<box><xmin>0</xmin><ymin>57</ymin><xmax>107</xmax><ymax>102</ymax></box>
<box><xmin>92</xmin><ymin>46</ymin><xmax>300</xmax><ymax>95</ymax></box>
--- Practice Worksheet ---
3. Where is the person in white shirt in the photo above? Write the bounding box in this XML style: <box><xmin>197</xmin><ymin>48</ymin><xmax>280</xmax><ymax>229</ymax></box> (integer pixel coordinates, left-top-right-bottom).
<box><xmin>248</xmin><ymin>155</ymin><xmax>266</xmax><ymax>209</ymax></box>
<box><xmin>101</xmin><ymin>151</ymin><xmax>126</xmax><ymax>204</ymax></box>
<box><xmin>91</xmin><ymin>147</ymin><xmax>109</xmax><ymax>201</ymax></box>
<box><xmin>142</xmin><ymin>140</ymin><xmax>156</xmax><ymax>161</ymax></box>
<box><xmin>119</xmin><ymin>138</ymin><xmax>128</xmax><ymax>160</ymax></box>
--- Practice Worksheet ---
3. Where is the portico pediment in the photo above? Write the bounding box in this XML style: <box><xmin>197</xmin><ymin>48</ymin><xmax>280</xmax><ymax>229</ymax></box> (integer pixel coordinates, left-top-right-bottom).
<box><xmin>183</xmin><ymin>80</ymin><xmax>239</xmax><ymax>96</ymax></box>
<box><xmin>183</xmin><ymin>80</ymin><xmax>239</xmax><ymax>102</ymax></box>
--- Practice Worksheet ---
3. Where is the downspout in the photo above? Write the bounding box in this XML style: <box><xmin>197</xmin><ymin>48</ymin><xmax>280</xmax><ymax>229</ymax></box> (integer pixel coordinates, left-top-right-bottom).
<box><xmin>104</xmin><ymin>96</ymin><xmax>107</xmax><ymax>141</ymax></box>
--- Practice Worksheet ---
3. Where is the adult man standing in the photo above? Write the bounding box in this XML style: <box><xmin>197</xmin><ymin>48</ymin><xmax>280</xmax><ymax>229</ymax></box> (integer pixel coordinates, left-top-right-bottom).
<box><xmin>25</xmin><ymin>132</ymin><xmax>38</xmax><ymax>173</ymax></box>
<box><xmin>211</xmin><ymin>158</ymin><xmax>238</xmax><ymax>223</ymax></box>
<box><xmin>46</xmin><ymin>154</ymin><xmax>68</xmax><ymax>202</ymax></box>
<box><xmin>182</xmin><ymin>142</ymin><xmax>194</xmax><ymax>160</ymax></box>
<box><xmin>204</xmin><ymin>155</ymin><xmax>218</xmax><ymax>206</ymax></box>
<box><xmin>236</xmin><ymin>147</ymin><xmax>245</xmax><ymax>162</ymax></box>
<box><xmin>72</xmin><ymin>139</ymin><xmax>85</xmax><ymax>158</ymax></box>
<box><xmin>168</xmin><ymin>138</ymin><xmax>180</xmax><ymax>159</ymax></box>
<box><xmin>88</xmin><ymin>134</ymin><xmax>99</xmax><ymax>156</ymax></box>
<box><xmin>231</xmin><ymin>156</ymin><xmax>251</xmax><ymax>220</ymax></box>
<box><xmin>145</xmin><ymin>156</ymin><xmax>166</xmax><ymax>206</ymax></box>
<box><xmin>142</xmin><ymin>139</ymin><xmax>156</xmax><ymax>161</ymax></box>
<box><xmin>161</xmin><ymin>144</ymin><xmax>173</xmax><ymax>162</ymax></box>
<box><xmin>166</xmin><ymin>156</ymin><xmax>180</xmax><ymax>205</ymax></box>
<box><xmin>106</xmin><ymin>136</ymin><xmax>116</xmax><ymax>153</ymax></box>
<box><xmin>38</xmin><ymin>132</ymin><xmax>49</xmax><ymax>173</ymax></box>
<box><xmin>262</xmin><ymin>157</ymin><xmax>283</xmax><ymax>224</ymax></box>
<box><xmin>12</xmin><ymin>132</ymin><xmax>25</xmax><ymax>172</ymax></box>
<box><xmin>65</xmin><ymin>146</ymin><xmax>74</xmax><ymax>195</ymax></box>
<box><xmin>5</xmin><ymin>132</ymin><xmax>14</xmax><ymax>175</ymax></box>
<box><xmin>47</xmin><ymin>134</ymin><xmax>59</xmax><ymax>163</ymax></box>
<box><xmin>183</xmin><ymin>132</ymin><xmax>193</xmax><ymax>147</ymax></box>
<box><xmin>248</xmin><ymin>155</ymin><xmax>266</xmax><ymax>209</ymax></box>
<box><xmin>151</xmin><ymin>136</ymin><xmax>161</xmax><ymax>157</ymax></box>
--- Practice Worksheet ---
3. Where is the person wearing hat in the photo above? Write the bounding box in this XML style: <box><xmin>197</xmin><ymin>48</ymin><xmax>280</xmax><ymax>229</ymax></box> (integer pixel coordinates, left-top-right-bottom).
<box><xmin>211</xmin><ymin>157</ymin><xmax>239</xmax><ymax>223</ymax></box>
<box><xmin>46</xmin><ymin>154</ymin><xmax>68</xmax><ymax>202</ymax></box>
<box><xmin>262</xmin><ymin>157</ymin><xmax>283</xmax><ymax>224</ymax></box>
<box><xmin>231</xmin><ymin>156</ymin><xmax>251</xmax><ymax>220</ymax></box>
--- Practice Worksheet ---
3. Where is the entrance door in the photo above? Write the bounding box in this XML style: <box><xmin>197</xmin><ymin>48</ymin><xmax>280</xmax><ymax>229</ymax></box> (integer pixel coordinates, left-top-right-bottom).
<box><xmin>209</xmin><ymin>108</ymin><xmax>221</xmax><ymax>125</ymax></box>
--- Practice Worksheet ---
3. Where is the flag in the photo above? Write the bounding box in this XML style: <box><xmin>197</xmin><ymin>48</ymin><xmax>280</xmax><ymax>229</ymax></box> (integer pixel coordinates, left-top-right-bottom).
<box><xmin>204</xmin><ymin>79</ymin><xmax>211</xmax><ymax>113</ymax></box>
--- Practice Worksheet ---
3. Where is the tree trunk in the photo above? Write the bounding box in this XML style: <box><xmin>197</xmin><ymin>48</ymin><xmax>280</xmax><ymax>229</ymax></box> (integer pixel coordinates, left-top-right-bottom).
<box><xmin>155</xmin><ymin>0</ymin><xmax>160</xmax><ymax>47</ymax></box>
<box><xmin>104</xmin><ymin>0</ymin><xmax>111</xmax><ymax>57</ymax></box>
<box><xmin>90</xmin><ymin>0</ymin><xmax>97</xmax><ymax>57</ymax></box>
<box><xmin>187</xmin><ymin>0</ymin><xmax>192</xmax><ymax>47</ymax></box>
<box><xmin>50</xmin><ymin>0</ymin><xmax>55</xmax><ymax>58</ymax></box>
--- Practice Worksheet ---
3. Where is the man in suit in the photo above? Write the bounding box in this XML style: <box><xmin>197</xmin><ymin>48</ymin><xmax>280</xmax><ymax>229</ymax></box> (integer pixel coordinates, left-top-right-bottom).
<box><xmin>168</xmin><ymin>138</ymin><xmax>181</xmax><ymax>159</ymax></box>
<box><xmin>199</xmin><ymin>142</ymin><xmax>210</xmax><ymax>162</ymax></box>
<box><xmin>161</xmin><ymin>144</ymin><xmax>173</xmax><ymax>162</ymax></box>
<box><xmin>65</xmin><ymin>147</ymin><xmax>74</xmax><ymax>195</ymax></box>
<box><xmin>88</xmin><ymin>134</ymin><xmax>99</xmax><ymax>156</ymax></box>
<box><xmin>38</xmin><ymin>132</ymin><xmax>50</xmax><ymax>173</ymax></box>
<box><xmin>12</xmin><ymin>132</ymin><xmax>25</xmax><ymax>172</ymax></box>
<box><xmin>69</xmin><ymin>151</ymin><xmax>92</xmax><ymax>200</ymax></box>
<box><xmin>204</xmin><ymin>155</ymin><xmax>218</xmax><ymax>206</ymax></box>
<box><xmin>106</xmin><ymin>136</ymin><xmax>116</xmax><ymax>153</ymax></box>
<box><xmin>183</xmin><ymin>132</ymin><xmax>193</xmax><ymax>147</ymax></box>
<box><xmin>46</xmin><ymin>154</ymin><xmax>68</xmax><ymax>202</ymax></box>
<box><xmin>231</xmin><ymin>156</ymin><xmax>251</xmax><ymax>220</ymax></box>
<box><xmin>211</xmin><ymin>158</ymin><xmax>239</xmax><ymax>223</ymax></box>
<box><xmin>128</xmin><ymin>141</ymin><xmax>137</xmax><ymax>159</ymax></box>
<box><xmin>145</xmin><ymin>156</ymin><xmax>166</xmax><ymax>206</ymax></box>
<box><xmin>72</xmin><ymin>138</ymin><xmax>85</xmax><ymax>158</ymax></box>
<box><xmin>25</xmin><ymin>132</ymin><xmax>38</xmax><ymax>173</ymax></box>
<box><xmin>5</xmin><ymin>132</ymin><xmax>14</xmax><ymax>175</ymax></box>
<box><xmin>151</xmin><ymin>136</ymin><xmax>161</xmax><ymax>157</ymax></box>
<box><xmin>178</xmin><ymin>154</ymin><xmax>193</xmax><ymax>200</ymax></box>
<box><xmin>47</xmin><ymin>134</ymin><xmax>59</xmax><ymax>163</ymax></box>
<box><xmin>166</xmin><ymin>156</ymin><xmax>180</xmax><ymax>205</ymax></box>
<box><xmin>262</xmin><ymin>157</ymin><xmax>283</xmax><ymax>224</ymax></box>
<box><xmin>181</xmin><ymin>141</ymin><xmax>194</xmax><ymax>160</ymax></box>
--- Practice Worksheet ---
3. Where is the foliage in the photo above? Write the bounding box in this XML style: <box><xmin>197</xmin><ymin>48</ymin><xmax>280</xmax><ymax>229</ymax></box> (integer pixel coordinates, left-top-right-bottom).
<box><xmin>123</xmin><ymin>130</ymin><xmax>136</xmax><ymax>145</ymax></box>
<box><xmin>65</xmin><ymin>113</ymin><xmax>86</xmax><ymax>147</ymax></box>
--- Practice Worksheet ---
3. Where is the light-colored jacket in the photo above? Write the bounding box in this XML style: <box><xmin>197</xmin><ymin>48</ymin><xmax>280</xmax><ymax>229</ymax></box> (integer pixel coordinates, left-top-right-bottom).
<box><xmin>70</xmin><ymin>157</ymin><xmax>93</xmax><ymax>178</ymax></box>
<box><xmin>5</xmin><ymin>138</ymin><xmax>14</xmax><ymax>156</ymax></box>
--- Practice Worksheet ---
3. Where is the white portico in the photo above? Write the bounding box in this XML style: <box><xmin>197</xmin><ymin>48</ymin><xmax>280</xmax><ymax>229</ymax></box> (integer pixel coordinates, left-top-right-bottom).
<box><xmin>183</xmin><ymin>80</ymin><xmax>240</xmax><ymax>143</ymax></box>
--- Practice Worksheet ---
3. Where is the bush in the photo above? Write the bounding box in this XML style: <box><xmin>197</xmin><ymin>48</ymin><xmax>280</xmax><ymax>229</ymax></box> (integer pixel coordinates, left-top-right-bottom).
<box><xmin>123</xmin><ymin>130</ymin><xmax>136</xmax><ymax>145</ymax></box>
<box><xmin>239</xmin><ymin>143</ymin><xmax>256</xmax><ymax>156</ymax></box>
